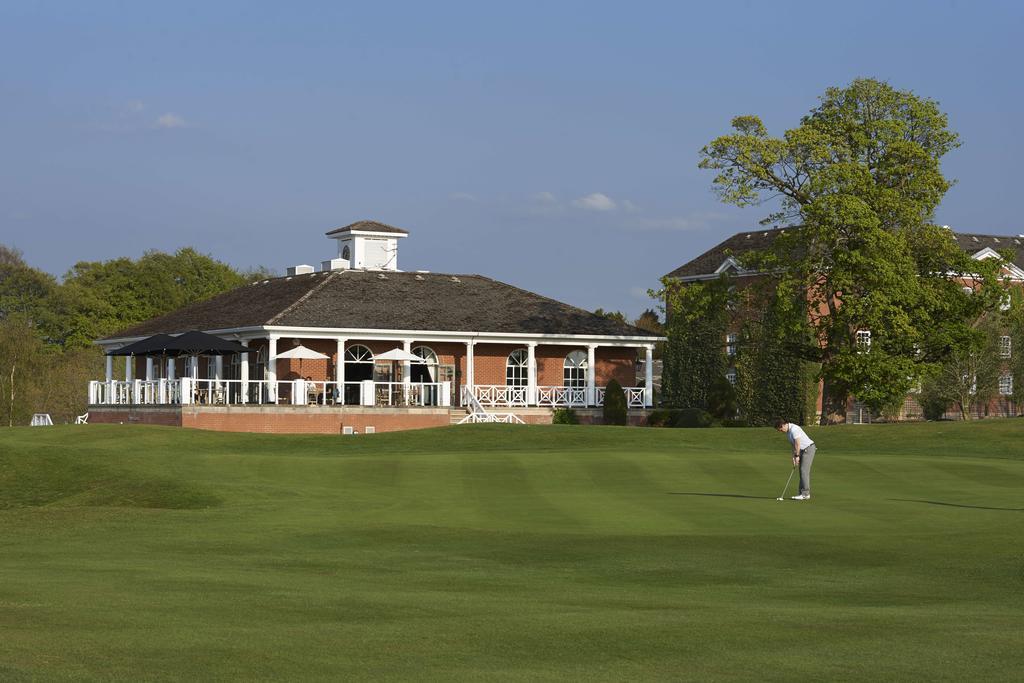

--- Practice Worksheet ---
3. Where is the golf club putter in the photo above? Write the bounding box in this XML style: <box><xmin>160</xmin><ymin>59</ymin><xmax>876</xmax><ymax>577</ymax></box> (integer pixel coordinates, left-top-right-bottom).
<box><xmin>777</xmin><ymin>465</ymin><xmax>797</xmax><ymax>501</ymax></box>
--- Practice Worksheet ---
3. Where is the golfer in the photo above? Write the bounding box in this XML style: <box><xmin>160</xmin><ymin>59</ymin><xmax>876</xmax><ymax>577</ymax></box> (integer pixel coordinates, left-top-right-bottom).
<box><xmin>774</xmin><ymin>418</ymin><xmax>815</xmax><ymax>500</ymax></box>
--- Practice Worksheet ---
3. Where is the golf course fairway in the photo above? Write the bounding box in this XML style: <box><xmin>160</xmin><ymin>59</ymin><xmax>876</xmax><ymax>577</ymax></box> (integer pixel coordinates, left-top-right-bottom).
<box><xmin>1</xmin><ymin>421</ymin><xmax>1021</xmax><ymax>681</ymax></box>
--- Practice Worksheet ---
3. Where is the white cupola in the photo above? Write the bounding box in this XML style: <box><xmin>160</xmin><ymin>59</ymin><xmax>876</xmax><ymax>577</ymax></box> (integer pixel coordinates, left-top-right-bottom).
<box><xmin>323</xmin><ymin>220</ymin><xmax>409</xmax><ymax>271</ymax></box>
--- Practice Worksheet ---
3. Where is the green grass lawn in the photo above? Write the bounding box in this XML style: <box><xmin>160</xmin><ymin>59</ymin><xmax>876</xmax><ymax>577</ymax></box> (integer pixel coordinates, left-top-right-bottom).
<box><xmin>1</xmin><ymin>421</ymin><xmax>1022</xmax><ymax>681</ymax></box>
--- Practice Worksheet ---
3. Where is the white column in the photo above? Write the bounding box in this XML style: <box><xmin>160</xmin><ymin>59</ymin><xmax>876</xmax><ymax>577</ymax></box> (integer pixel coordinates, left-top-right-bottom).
<box><xmin>190</xmin><ymin>355</ymin><xmax>199</xmax><ymax>380</ymax></box>
<box><xmin>465</xmin><ymin>340</ymin><xmax>475</xmax><ymax>405</ymax></box>
<box><xmin>145</xmin><ymin>357</ymin><xmax>154</xmax><ymax>381</ymax></box>
<box><xmin>125</xmin><ymin>356</ymin><xmax>133</xmax><ymax>382</ymax></box>
<box><xmin>167</xmin><ymin>357</ymin><xmax>176</xmax><ymax>381</ymax></box>
<box><xmin>587</xmin><ymin>344</ymin><xmax>597</xmax><ymax>407</ymax></box>
<box><xmin>105</xmin><ymin>355</ymin><xmax>113</xmax><ymax>382</ymax></box>
<box><xmin>402</xmin><ymin>339</ymin><xmax>413</xmax><ymax>404</ymax></box>
<box><xmin>644</xmin><ymin>345</ymin><xmax>654</xmax><ymax>407</ymax></box>
<box><xmin>335</xmin><ymin>338</ymin><xmax>346</xmax><ymax>404</ymax></box>
<box><xmin>267</xmin><ymin>336</ymin><xmax>278</xmax><ymax>402</ymax></box>
<box><xmin>527</xmin><ymin>342</ymin><xmax>537</xmax><ymax>406</ymax></box>
<box><xmin>239</xmin><ymin>341</ymin><xmax>250</xmax><ymax>404</ymax></box>
<box><xmin>214</xmin><ymin>356</ymin><xmax>223</xmax><ymax>381</ymax></box>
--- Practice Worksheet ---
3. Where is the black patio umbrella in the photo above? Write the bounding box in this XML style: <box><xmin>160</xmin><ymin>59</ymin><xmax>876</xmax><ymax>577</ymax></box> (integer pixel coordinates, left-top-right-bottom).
<box><xmin>106</xmin><ymin>333</ymin><xmax>177</xmax><ymax>356</ymax></box>
<box><xmin>157</xmin><ymin>330</ymin><xmax>249</xmax><ymax>356</ymax></box>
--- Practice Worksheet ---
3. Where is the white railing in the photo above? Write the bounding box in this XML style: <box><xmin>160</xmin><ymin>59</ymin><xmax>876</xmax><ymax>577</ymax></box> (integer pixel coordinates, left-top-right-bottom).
<box><xmin>466</xmin><ymin>385</ymin><xmax>648</xmax><ymax>408</ymax></box>
<box><xmin>536</xmin><ymin>386</ymin><xmax>587</xmax><ymax>407</ymax></box>
<box><xmin>466</xmin><ymin>385</ymin><xmax>529</xmax><ymax>407</ymax></box>
<box><xmin>457</xmin><ymin>412</ymin><xmax>525</xmax><ymax>424</ymax></box>
<box><xmin>88</xmin><ymin>378</ymin><xmax>450</xmax><ymax>408</ymax></box>
<box><xmin>594</xmin><ymin>386</ymin><xmax>648</xmax><ymax>409</ymax></box>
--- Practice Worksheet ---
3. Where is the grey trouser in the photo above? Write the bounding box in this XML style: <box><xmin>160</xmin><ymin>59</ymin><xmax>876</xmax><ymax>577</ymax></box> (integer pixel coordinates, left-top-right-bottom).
<box><xmin>798</xmin><ymin>444</ymin><xmax>816</xmax><ymax>496</ymax></box>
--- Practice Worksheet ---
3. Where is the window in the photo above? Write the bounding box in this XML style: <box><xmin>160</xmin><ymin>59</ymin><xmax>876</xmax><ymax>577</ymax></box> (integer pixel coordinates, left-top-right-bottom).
<box><xmin>726</xmin><ymin>333</ymin><xmax>739</xmax><ymax>357</ymax></box>
<box><xmin>506</xmin><ymin>349</ymin><xmax>529</xmax><ymax>387</ymax></box>
<box><xmin>999</xmin><ymin>375</ymin><xmax>1013</xmax><ymax>396</ymax></box>
<box><xmin>563</xmin><ymin>350</ymin><xmax>588</xmax><ymax>389</ymax></box>
<box><xmin>412</xmin><ymin>346</ymin><xmax>438</xmax><ymax>382</ymax></box>
<box><xmin>1000</xmin><ymin>336</ymin><xmax>1011</xmax><ymax>359</ymax></box>
<box><xmin>725</xmin><ymin>368</ymin><xmax>737</xmax><ymax>386</ymax></box>
<box><xmin>344</xmin><ymin>344</ymin><xmax>374</xmax><ymax>382</ymax></box>
<box><xmin>856</xmin><ymin>330</ymin><xmax>871</xmax><ymax>352</ymax></box>
<box><xmin>1000</xmin><ymin>292</ymin><xmax>1011</xmax><ymax>312</ymax></box>
<box><xmin>341</xmin><ymin>245</ymin><xmax>351</xmax><ymax>261</ymax></box>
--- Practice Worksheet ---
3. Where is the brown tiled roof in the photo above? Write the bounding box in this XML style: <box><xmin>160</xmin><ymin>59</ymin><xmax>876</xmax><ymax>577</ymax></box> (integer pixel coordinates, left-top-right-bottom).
<box><xmin>665</xmin><ymin>228</ymin><xmax>1024</xmax><ymax>279</ymax></box>
<box><xmin>663</xmin><ymin>228</ymin><xmax>788</xmax><ymax>278</ymax></box>
<box><xmin>325</xmin><ymin>220</ymin><xmax>409</xmax><ymax>236</ymax></box>
<box><xmin>103</xmin><ymin>270</ymin><xmax>659</xmax><ymax>341</ymax></box>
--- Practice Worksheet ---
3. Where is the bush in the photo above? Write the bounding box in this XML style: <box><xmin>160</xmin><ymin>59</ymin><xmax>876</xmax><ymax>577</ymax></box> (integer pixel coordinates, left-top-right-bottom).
<box><xmin>645</xmin><ymin>409</ymin><xmax>674</xmax><ymax>427</ymax></box>
<box><xmin>552</xmin><ymin>408</ymin><xmax>579</xmax><ymax>425</ymax></box>
<box><xmin>706</xmin><ymin>375</ymin><xmax>737</xmax><ymax>420</ymax></box>
<box><xmin>602</xmin><ymin>379</ymin><xmax>628</xmax><ymax>425</ymax></box>
<box><xmin>671</xmin><ymin>408</ymin><xmax>713</xmax><ymax>428</ymax></box>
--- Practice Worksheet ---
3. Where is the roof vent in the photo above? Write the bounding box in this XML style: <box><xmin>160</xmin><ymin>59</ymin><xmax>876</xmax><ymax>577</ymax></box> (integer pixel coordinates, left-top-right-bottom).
<box><xmin>762</xmin><ymin>232</ymin><xmax>768</xmax><ymax>237</ymax></box>
<box><xmin>746</xmin><ymin>234</ymin><xmax>752</xmax><ymax>239</ymax></box>
<box><xmin>377</xmin><ymin>273</ymin><xmax>388</xmax><ymax>280</ymax></box>
<box><xmin>415</xmin><ymin>274</ymin><xmax>425</xmax><ymax>281</ymax></box>
<box><xmin>321</xmin><ymin>258</ymin><xmax>350</xmax><ymax>272</ymax></box>
<box><xmin>993</xmin><ymin>237</ymin><xmax>1000</xmax><ymax>243</ymax></box>
<box><xmin>287</xmin><ymin>264</ymin><xmax>315</xmax><ymax>276</ymax></box>
<box><xmin>941</xmin><ymin>224</ymin><xmax>951</xmax><ymax>230</ymax></box>
<box><xmin>972</xmin><ymin>236</ymin><xmax>979</xmax><ymax>242</ymax></box>
<box><xmin>450</xmin><ymin>276</ymin><xmax>461</xmax><ymax>283</ymax></box>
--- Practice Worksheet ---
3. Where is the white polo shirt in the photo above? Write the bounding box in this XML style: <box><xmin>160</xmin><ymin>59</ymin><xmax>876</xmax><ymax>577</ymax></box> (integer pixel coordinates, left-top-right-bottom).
<box><xmin>787</xmin><ymin>424</ymin><xmax>814</xmax><ymax>451</ymax></box>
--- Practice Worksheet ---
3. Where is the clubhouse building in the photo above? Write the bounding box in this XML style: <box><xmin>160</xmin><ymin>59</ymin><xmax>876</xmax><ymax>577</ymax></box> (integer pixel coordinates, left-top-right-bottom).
<box><xmin>90</xmin><ymin>221</ymin><xmax>662</xmax><ymax>433</ymax></box>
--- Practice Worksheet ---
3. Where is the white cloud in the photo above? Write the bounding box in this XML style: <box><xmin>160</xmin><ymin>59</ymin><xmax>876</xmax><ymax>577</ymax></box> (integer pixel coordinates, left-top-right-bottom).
<box><xmin>572</xmin><ymin>192</ymin><xmax>617</xmax><ymax>211</ymax></box>
<box><xmin>155</xmin><ymin>113</ymin><xmax>186</xmax><ymax>129</ymax></box>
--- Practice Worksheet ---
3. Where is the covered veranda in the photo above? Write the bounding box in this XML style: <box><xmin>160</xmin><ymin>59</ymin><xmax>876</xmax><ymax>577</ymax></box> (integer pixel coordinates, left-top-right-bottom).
<box><xmin>91</xmin><ymin>329</ymin><xmax>656</xmax><ymax>410</ymax></box>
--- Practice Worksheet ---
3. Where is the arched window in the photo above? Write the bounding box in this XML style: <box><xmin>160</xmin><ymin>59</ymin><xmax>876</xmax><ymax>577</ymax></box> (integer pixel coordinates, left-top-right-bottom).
<box><xmin>412</xmin><ymin>346</ymin><xmax>438</xmax><ymax>382</ymax></box>
<box><xmin>506</xmin><ymin>349</ymin><xmax>529</xmax><ymax>387</ymax></box>
<box><xmin>342</xmin><ymin>245</ymin><xmax>351</xmax><ymax>261</ymax></box>
<box><xmin>563</xmin><ymin>350</ymin><xmax>588</xmax><ymax>389</ymax></box>
<box><xmin>344</xmin><ymin>345</ymin><xmax>374</xmax><ymax>382</ymax></box>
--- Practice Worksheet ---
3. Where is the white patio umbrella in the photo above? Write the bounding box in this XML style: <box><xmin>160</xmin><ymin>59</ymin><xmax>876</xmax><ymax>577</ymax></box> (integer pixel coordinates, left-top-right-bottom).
<box><xmin>372</xmin><ymin>348</ymin><xmax>423</xmax><ymax>363</ymax></box>
<box><xmin>373</xmin><ymin>348</ymin><xmax>427</xmax><ymax>383</ymax></box>
<box><xmin>275</xmin><ymin>344</ymin><xmax>330</xmax><ymax>373</ymax></box>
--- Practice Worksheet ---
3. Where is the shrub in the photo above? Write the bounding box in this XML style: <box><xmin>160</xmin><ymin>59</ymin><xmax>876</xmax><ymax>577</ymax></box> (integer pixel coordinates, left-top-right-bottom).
<box><xmin>706</xmin><ymin>375</ymin><xmax>737</xmax><ymax>420</ymax></box>
<box><xmin>552</xmin><ymin>408</ymin><xmax>579</xmax><ymax>425</ymax></box>
<box><xmin>645</xmin><ymin>409</ymin><xmax>674</xmax><ymax>427</ymax></box>
<box><xmin>671</xmin><ymin>408</ymin><xmax>713</xmax><ymax>428</ymax></box>
<box><xmin>602</xmin><ymin>379</ymin><xmax>628</xmax><ymax>425</ymax></box>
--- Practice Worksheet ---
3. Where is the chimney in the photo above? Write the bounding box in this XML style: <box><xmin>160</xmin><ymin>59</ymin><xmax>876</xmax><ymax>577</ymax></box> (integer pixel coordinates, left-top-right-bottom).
<box><xmin>286</xmin><ymin>265</ymin><xmax>315</xmax><ymax>276</ymax></box>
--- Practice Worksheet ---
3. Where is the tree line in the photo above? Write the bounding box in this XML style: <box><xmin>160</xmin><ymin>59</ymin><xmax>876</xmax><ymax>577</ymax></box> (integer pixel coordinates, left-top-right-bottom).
<box><xmin>0</xmin><ymin>245</ymin><xmax>271</xmax><ymax>426</ymax></box>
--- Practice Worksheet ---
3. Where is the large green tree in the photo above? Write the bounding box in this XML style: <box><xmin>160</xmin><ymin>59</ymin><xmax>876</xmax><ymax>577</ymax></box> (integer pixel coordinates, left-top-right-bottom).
<box><xmin>46</xmin><ymin>248</ymin><xmax>248</xmax><ymax>348</ymax></box>
<box><xmin>0</xmin><ymin>246</ymin><xmax>57</xmax><ymax>326</ymax></box>
<box><xmin>699</xmin><ymin>78</ymin><xmax>1006</xmax><ymax>423</ymax></box>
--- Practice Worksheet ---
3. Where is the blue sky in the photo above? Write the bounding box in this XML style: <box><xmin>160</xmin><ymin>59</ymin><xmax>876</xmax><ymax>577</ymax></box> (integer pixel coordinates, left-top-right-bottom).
<box><xmin>2</xmin><ymin>1</ymin><xmax>1022</xmax><ymax>318</ymax></box>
